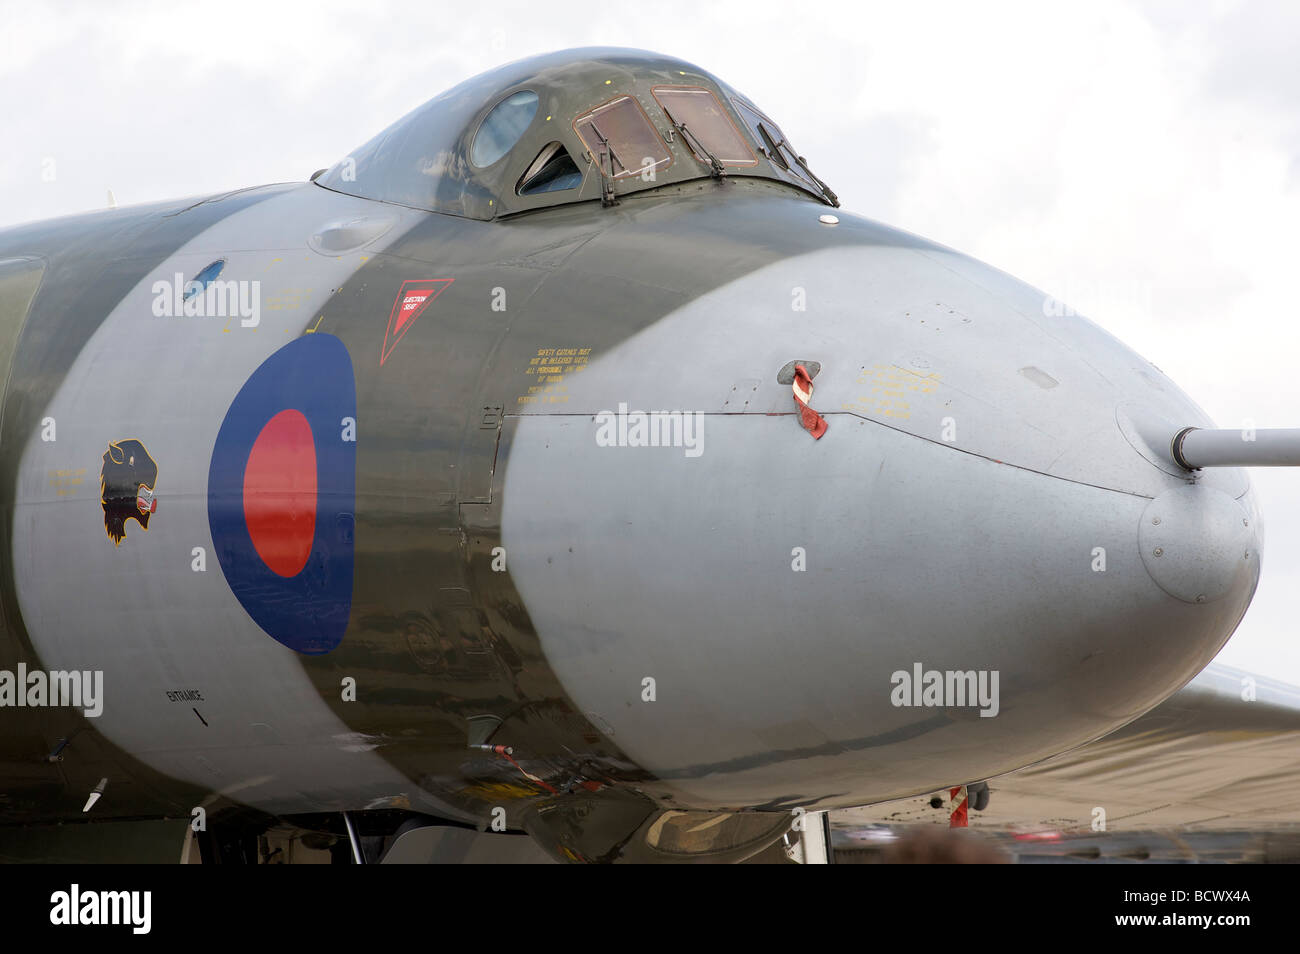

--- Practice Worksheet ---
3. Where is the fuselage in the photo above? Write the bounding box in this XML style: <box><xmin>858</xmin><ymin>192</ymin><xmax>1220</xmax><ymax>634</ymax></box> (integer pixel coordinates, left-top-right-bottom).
<box><xmin>0</xmin><ymin>50</ymin><xmax>1262</xmax><ymax>857</ymax></box>
<box><xmin>0</xmin><ymin>174</ymin><xmax>1259</xmax><ymax>832</ymax></box>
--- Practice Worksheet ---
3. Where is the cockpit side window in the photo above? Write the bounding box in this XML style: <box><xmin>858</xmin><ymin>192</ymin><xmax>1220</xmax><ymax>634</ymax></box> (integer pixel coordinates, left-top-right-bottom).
<box><xmin>517</xmin><ymin>141</ymin><xmax>585</xmax><ymax>195</ymax></box>
<box><xmin>573</xmin><ymin>96</ymin><xmax>672</xmax><ymax>180</ymax></box>
<box><xmin>471</xmin><ymin>90</ymin><xmax>539</xmax><ymax>168</ymax></box>
<box><xmin>651</xmin><ymin>86</ymin><xmax>756</xmax><ymax>168</ymax></box>
<box><xmin>731</xmin><ymin>98</ymin><xmax>815</xmax><ymax>185</ymax></box>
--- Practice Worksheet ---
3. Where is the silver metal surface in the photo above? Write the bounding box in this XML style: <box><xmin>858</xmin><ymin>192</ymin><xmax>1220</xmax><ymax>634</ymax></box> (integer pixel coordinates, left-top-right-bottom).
<box><xmin>1175</xmin><ymin>426</ymin><xmax>1300</xmax><ymax>468</ymax></box>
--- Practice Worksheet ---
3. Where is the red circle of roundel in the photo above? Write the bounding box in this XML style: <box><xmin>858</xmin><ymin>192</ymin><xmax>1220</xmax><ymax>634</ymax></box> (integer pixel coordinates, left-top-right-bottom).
<box><xmin>242</xmin><ymin>408</ymin><xmax>317</xmax><ymax>577</ymax></box>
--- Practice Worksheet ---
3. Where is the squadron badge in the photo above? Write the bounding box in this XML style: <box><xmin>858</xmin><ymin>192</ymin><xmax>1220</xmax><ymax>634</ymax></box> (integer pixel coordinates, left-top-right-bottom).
<box><xmin>100</xmin><ymin>438</ymin><xmax>158</xmax><ymax>545</ymax></box>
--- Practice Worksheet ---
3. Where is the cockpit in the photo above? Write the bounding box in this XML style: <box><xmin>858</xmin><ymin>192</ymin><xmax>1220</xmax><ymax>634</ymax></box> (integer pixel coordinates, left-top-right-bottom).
<box><xmin>314</xmin><ymin>47</ymin><xmax>838</xmax><ymax>220</ymax></box>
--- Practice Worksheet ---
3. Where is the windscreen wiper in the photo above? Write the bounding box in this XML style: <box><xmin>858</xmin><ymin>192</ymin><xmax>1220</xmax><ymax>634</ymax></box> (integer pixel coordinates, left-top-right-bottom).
<box><xmin>664</xmin><ymin>111</ymin><xmax>726</xmax><ymax>179</ymax></box>
<box><xmin>586</xmin><ymin>119</ymin><xmax>621</xmax><ymax>207</ymax></box>
<box><xmin>790</xmin><ymin>151</ymin><xmax>839</xmax><ymax>207</ymax></box>
<box><xmin>763</xmin><ymin>123</ymin><xmax>839</xmax><ymax>207</ymax></box>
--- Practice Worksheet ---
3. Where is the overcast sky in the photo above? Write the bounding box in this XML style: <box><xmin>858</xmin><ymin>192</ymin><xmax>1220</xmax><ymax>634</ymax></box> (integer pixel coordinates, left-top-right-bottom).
<box><xmin>3</xmin><ymin>0</ymin><xmax>1298</xmax><ymax>683</ymax></box>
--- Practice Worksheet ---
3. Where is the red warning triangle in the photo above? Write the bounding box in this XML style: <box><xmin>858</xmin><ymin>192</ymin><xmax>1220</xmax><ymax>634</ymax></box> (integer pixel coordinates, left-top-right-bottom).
<box><xmin>380</xmin><ymin>278</ymin><xmax>453</xmax><ymax>366</ymax></box>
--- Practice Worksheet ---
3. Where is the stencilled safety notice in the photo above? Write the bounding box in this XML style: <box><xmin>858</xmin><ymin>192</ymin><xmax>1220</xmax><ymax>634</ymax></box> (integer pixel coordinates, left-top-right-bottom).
<box><xmin>517</xmin><ymin>346</ymin><xmax>591</xmax><ymax>405</ymax></box>
<box><xmin>841</xmin><ymin>363</ymin><xmax>941</xmax><ymax>420</ymax></box>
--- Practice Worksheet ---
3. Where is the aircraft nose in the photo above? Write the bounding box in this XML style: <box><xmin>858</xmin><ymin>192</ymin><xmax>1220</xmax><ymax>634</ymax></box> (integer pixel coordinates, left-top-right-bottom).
<box><xmin>1138</xmin><ymin>483</ymin><xmax>1259</xmax><ymax>606</ymax></box>
<box><xmin>496</xmin><ymin>232</ymin><xmax>1271</xmax><ymax>810</ymax></box>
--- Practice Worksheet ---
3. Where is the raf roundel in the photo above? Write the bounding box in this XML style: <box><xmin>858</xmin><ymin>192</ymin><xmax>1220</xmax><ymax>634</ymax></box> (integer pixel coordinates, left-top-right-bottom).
<box><xmin>207</xmin><ymin>333</ymin><xmax>357</xmax><ymax>654</ymax></box>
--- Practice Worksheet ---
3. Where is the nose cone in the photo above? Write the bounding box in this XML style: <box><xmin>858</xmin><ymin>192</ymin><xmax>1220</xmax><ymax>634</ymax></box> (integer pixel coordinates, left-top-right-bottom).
<box><xmin>1139</xmin><ymin>485</ymin><xmax>1260</xmax><ymax>605</ymax></box>
<box><xmin>501</xmin><ymin>212</ymin><xmax>1268</xmax><ymax>810</ymax></box>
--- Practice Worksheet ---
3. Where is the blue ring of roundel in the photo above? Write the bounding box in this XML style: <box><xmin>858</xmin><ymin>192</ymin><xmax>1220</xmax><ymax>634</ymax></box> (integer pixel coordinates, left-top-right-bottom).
<box><xmin>207</xmin><ymin>333</ymin><xmax>357</xmax><ymax>654</ymax></box>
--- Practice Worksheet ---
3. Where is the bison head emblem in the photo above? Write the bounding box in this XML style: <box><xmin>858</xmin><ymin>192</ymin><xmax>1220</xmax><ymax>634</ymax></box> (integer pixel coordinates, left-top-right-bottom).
<box><xmin>100</xmin><ymin>439</ymin><xmax>158</xmax><ymax>545</ymax></box>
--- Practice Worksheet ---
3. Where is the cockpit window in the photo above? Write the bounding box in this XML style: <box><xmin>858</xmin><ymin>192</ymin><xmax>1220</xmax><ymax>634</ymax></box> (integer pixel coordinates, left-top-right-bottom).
<box><xmin>731</xmin><ymin>98</ymin><xmax>815</xmax><ymax>185</ymax></box>
<box><xmin>471</xmin><ymin>90</ymin><xmax>539</xmax><ymax>168</ymax></box>
<box><xmin>652</xmin><ymin>86</ymin><xmax>756</xmax><ymax>168</ymax></box>
<box><xmin>517</xmin><ymin>141</ymin><xmax>585</xmax><ymax>195</ymax></box>
<box><xmin>730</xmin><ymin>97</ymin><xmax>839</xmax><ymax>206</ymax></box>
<box><xmin>314</xmin><ymin>49</ymin><xmax>839</xmax><ymax>218</ymax></box>
<box><xmin>574</xmin><ymin>96</ymin><xmax>672</xmax><ymax>180</ymax></box>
